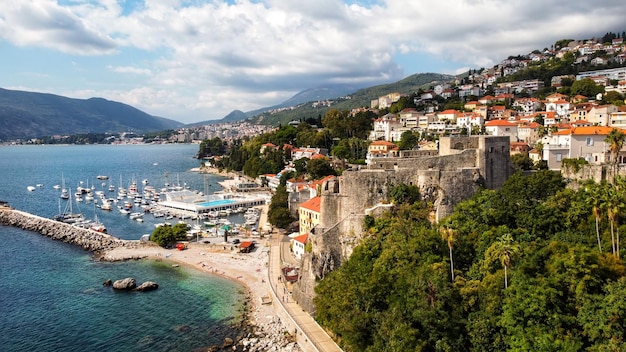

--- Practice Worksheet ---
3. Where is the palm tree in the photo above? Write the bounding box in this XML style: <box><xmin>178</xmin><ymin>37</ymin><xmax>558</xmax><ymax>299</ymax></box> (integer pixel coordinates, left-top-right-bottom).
<box><xmin>440</xmin><ymin>226</ymin><xmax>457</xmax><ymax>282</ymax></box>
<box><xmin>585</xmin><ymin>182</ymin><xmax>604</xmax><ymax>253</ymax></box>
<box><xmin>486</xmin><ymin>233</ymin><xmax>520</xmax><ymax>289</ymax></box>
<box><xmin>601</xmin><ymin>184</ymin><xmax>622</xmax><ymax>256</ymax></box>
<box><xmin>605</xmin><ymin>128</ymin><xmax>626</xmax><ymax>183</ymax></box>
<box><xmin>614</xmin><ymin>176</ymin><xmax>626</xmax><ymax>256</ymax></box>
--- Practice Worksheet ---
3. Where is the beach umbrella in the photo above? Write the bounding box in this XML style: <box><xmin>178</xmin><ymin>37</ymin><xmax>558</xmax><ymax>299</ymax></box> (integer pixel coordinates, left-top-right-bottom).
<box><xmin>222</xmin><ymin>224</ymin><xmax>231</xmax><ymax>242</ymax></box>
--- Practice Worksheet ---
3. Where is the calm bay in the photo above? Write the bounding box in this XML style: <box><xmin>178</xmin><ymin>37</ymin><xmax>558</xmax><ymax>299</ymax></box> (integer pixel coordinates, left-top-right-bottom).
<box><xmin>0</xmin><ymin>144</ymin><xmax>246</xmax><ymax>352</ymax></box>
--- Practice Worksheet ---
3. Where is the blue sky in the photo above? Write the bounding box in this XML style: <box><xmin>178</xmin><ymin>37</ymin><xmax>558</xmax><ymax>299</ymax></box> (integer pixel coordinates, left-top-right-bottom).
<box><xmin>1</xmin><ymin>1</ymin><xmax>624</xmax><ymax>124</ymax></box>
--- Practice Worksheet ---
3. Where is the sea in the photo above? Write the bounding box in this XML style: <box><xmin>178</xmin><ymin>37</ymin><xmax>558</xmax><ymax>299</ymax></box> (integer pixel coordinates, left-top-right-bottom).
<box><xmin>0</xmin><ymin>144</ymin><xmax>248</xmax><ymax>352</ymax></box>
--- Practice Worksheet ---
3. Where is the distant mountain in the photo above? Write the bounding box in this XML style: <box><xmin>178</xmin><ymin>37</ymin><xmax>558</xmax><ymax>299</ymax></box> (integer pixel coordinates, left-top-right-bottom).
<box><xmin>196</xmin><ymin>74</ymin><xmax>453</xmax><ymax>127</ymax></box>
<box><xmin>0</xmin><ymin>88</ymin><xmax>183</xmax><ymax>141</ymax></box>
<box><xmin>191</xmin><ymin>84</ymin><xmax>363</xmax><ymax>126</ymax></box>
<box><xmin>246</xmin><ymin>72</ymin><xmax>456</xmax><ymax>126</ymax></box>
<box><xmin>188</xmin><ymin>109</ymin><xmax>248</xmax><ymax>126</ymax></box>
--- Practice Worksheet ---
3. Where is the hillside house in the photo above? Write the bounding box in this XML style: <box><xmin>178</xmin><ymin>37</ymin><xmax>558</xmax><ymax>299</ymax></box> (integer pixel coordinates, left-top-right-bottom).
<box><xmin>298</xmin><ymin>196</ymin><xmax>321</xmax><ymax>235</ymax></box>
<box><xmin>291</xmin><ymin>147</ymin><xmax>329</xmax><ymax>161</ymax></box>
<box><xmin>542</xmin><ymin>126</ymin><xmax>626</xmax><ymax>169</ymax></box>
<box><xmin>587</xmin><ymin>105</ymin><xmax>619</xmax><ymax>126</ymax></box>
<box><xmin>485</xmin><ymin>120</ymin><xmax>518</xmax><ymax>140</ymax></box>
<box><xmin>545</xmin><ymin>99</ymin><xmax>571</xmax><ymax>119</ymax></box>
<box><xmin>369</xmin><ymin>113</ymin><xmax>402</xmax><ymax>141</ymax></box>
<box><xmin>366</xmin><ymin>140</ymin><xmax>399</xmax><ymax>164</ymax></box>
<box><xmin>292</xmin><ymin>233</ymin><xmax>309</xmax><ymax>259</ymax></box>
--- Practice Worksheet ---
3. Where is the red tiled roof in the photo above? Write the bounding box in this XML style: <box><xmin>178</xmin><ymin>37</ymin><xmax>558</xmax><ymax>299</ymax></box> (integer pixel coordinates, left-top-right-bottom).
<box><xmin>485</xmin><ymin>120</ymin><xmax>517</xmax><ymax>126</ymax></box>
<box><xmin>370</xmin><ymin>140</ymin><xmax>397</xmax><ymax>146</ymax></box>
<box><xmin>571</xmin><ymin>126</ymin><xmax>626</xmax><ymax>135</ymax></box>
<box><xmin>300</xmin><ymin>196</ymin><xmax>321</xmax><ymax>213</ymax></box>
<box><xmin>293</xmin><ymin>234</ymin><xmax>309</xmax><ymax>244</ymax></box>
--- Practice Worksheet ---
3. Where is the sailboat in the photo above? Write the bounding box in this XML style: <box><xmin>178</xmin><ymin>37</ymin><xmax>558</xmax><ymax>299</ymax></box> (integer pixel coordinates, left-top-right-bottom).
<box><xmin>60</xmin><ymin>174</ymin><xmax>69</xmax><ymax>200</ymax></box>
<box><xmin>53</xmin><ymin>187</ymin><xmax>85</xmax><ymax>224</ymax></box>
<box><xmin>89</xmin><ymin>204</ymin><xmax>107</xmax><ymax>233</ymax></box>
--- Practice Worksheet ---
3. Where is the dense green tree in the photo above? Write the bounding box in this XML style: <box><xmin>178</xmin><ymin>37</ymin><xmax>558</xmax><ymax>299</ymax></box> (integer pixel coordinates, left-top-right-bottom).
<box><xmin>602</xmin><ymin>91</ymin><xmax>625</xmax><ymax>106</ymax></box>
<box><xmin>267</xmin><ymin>183</ymin><xmax>294</xmax><ymax>229</ymax></box>
<box><xmin>397</xmin><ymin>130</ymin><xmax>419</xmax><ymax>150</ymax></box>
<box><xmin>315</xmin><ymin>203</ymin><xmax>467</xmax><ymax>351</ymax></box>
<box><xmin>293</xmin><ymin>157</ymin><xmax>309</xmax><ymax>176</ymax></box>
<box><xmin>315</xmin><ymin>169</ymin><xmax>626</xmax><ymax>351</ymax></box>
<box><xmin>579</xmin><ymin>277</ymin><xmax>626</xmax><ymax>351</ymax></box>
<box><xmin>511</xmin><ymin>152</ymin><xmax>534</xmax><ymax>171</ymax></box>
<box><xmin>197</xmin><ymin>137</ymin><xmax>226</xmax><ymax>157</ymax></box>
<box><xmin>389</xmin><ymin>183</ymin><xmax>420</xmax><ymax>205</ymax></box>
<box><xmin>571</xmin><ymin>78</ymin><xmax>605</xmax><ymax>98</ymax></box>
<box><xmin>307</xmin><ymin>158</ymin><xmax>336</xmax><ymax>180</ymax></box>
<box><xmin>150</xmin><ymin>223</ymin><xmax>189</xmax><ymax>247</ymax></box>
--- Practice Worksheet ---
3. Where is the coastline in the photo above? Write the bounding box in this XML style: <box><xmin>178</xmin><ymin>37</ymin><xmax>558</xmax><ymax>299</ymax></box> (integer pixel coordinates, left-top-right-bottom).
<box><xmin>193</xmin><ymin>165</ymin><xmax>242</xmax><ymax>180</ymax></box>
<box><xmin>101</xmin><ymin>237</ymin><xmax>300</xmax><ymax>351</ymax></box>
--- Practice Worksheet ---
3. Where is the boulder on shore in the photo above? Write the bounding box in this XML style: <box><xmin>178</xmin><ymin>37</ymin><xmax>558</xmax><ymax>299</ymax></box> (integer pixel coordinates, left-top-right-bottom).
<box><xmin>136</xmin><ymin>281</ymin><xmax>159</xmax><ymax>292</ymax></box>
<box><xmin>112</xmin><ymin>277</ymin><xmax>136</xmax><ymax>290</ymax></box>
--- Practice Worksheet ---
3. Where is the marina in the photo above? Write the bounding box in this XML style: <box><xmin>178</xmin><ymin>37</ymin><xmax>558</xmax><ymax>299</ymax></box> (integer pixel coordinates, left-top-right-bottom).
<box><xmin>0</xmin><ymin>144</ymin><xmax>251</xmax><ymax>352</ymax></box>
<box><xmin>156</xmin><ymin>190</ymin><xmax>268</xmax><ymax>219</ymax></box>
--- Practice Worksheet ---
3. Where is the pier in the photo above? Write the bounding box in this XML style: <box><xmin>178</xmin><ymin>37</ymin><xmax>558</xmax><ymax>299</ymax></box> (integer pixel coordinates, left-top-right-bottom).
<box><xmin>0</xmin><ymin>206</ymin><xmax>142</xmax><ymax>254</ymax></box>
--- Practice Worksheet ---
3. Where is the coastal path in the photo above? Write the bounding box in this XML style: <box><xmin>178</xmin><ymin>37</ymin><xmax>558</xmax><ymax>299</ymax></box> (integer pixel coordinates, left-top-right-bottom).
<box><xmin>267</xmin><ymin>231</ymin><xmax>342</xmax><ymax>352</ymax></box>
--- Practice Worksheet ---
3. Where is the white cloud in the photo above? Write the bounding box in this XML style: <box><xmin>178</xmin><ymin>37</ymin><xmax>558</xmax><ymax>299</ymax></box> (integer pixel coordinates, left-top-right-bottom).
<box><xmin>0</xmin><ymin>1</ymin><xmax>117</xmax><ymax>55</ymax></box>
<box><xmin>107</xmin><ymin>65</ymin><xmax>152</xmax><ymax>76</ymax></box>
<box><xmin>2</xmin><ymin>0</ymin><xmax>625</xmax><ymax>123</ymax></box>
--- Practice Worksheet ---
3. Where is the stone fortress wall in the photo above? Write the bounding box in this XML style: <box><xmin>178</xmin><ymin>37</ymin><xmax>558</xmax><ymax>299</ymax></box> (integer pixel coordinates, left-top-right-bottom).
<box><xmin>293</xmin><ymin>135</ymin><xmax>513</xmax><ymax>313</ymax></box>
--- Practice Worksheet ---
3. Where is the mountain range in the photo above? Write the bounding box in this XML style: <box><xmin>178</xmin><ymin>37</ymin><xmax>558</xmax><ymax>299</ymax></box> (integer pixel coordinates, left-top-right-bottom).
<box><xmin>0</xmin><ymin>72</ymin><xmax>453</xmax><ymax>141</ymax></box>
<box><xmin>195</xmin><ymin>73</ymin><xmax>454</xmax><ymax>126</ymax></box>
<box><xmin>0</xmin><ymin>88</ymin><xmax>183</xmax><ymax>141</ymax></box>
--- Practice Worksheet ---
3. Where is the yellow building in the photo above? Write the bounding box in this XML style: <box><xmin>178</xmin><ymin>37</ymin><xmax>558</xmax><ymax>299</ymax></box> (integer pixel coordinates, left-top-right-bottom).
<box><xmin>298</xmin><ymin>196</ymin><xmax>321</xmax><ymax>235</ymax></box>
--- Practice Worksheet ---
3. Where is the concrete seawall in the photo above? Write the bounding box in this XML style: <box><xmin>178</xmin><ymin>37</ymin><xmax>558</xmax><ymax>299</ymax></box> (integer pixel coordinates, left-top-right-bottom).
<box><xmin>0</xmin><ymin>207</ymin><xmax>141</xmax><ymax>254</ymax></box>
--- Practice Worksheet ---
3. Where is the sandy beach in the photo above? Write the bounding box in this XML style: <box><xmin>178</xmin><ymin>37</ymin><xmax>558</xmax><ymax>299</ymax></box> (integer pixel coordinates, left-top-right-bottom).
<box><xmin>102</xmin><ymin>241</ymin><xmax>274</xmax><ymax>324</ymax></box>
<box><xmin>100</xmin><ymin>201</ymin><xmax>302</xmax><ymax>351</ymax></box>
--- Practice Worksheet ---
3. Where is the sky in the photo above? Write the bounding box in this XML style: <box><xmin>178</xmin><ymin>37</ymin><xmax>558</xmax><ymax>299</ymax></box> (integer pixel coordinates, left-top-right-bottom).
<box><xmin>1</xmin><ymin>1</ymin><xmax>624</xmax><ymax>124</ymax></box>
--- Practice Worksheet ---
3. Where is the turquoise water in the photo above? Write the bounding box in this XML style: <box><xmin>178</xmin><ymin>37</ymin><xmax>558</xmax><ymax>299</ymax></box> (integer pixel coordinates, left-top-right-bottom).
<box><xmin>0</xmin><ymin>144</ymin><xmax>247</xmax><ymax>351</ymax></box>
<box><xmin>196</xmin><ymin>199</ymin><xmax>235</xmax><ymax>207</ymax></box>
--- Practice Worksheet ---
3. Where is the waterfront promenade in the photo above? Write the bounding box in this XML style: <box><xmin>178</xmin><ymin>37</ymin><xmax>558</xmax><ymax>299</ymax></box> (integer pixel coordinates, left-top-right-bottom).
<box><xmin>267</xmin><ymin>232</ymin><xmax>342</xmax><ymax>352</ymax></box>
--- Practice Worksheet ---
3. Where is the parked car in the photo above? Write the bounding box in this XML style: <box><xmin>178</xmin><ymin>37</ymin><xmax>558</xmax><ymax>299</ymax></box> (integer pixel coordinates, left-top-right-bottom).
<box><xmin>231</xmin><ymin>239</ymin><xmax>240</xmax><ymax>244</ymax></box>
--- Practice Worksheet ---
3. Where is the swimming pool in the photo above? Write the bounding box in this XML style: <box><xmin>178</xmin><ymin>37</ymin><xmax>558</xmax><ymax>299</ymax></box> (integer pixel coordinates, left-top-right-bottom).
<box><xmin>196</xmin><ymin>199</ymin><xmax>236</xmax><ymax>207</ymax></box>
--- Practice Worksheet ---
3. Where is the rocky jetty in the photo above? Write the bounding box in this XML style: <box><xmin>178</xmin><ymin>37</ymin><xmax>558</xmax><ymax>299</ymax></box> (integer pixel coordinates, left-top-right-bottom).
<box><xmin>0</xmin><ymin>208</ymin><xmax>141</xmax><ymax>254</ymax></box>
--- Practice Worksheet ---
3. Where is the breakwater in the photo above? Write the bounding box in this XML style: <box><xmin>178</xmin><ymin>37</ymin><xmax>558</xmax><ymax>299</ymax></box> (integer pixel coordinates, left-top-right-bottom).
<box><xmin>0</xmin><ymin>207</ymin><xmax>141</xmax><ymax>254</ymax></box>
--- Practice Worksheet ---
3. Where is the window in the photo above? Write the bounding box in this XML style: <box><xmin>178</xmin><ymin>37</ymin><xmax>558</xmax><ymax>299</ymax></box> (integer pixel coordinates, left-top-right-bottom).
<box><xmin>556</xmin><ymin>153</ymin><xmax>562</xmax><ymax>162</ymax></box>
<box><xmin>586</xmin><ymin>137</ymin><xmax>594</xmax><ymax>146</ymax></box>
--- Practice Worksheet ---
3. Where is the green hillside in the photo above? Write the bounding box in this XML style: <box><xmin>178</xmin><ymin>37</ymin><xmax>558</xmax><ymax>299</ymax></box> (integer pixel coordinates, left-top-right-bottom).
<box><xmin>249</xmin><ymin>72</ymin><xmax>455</xmax><ymax>126</ymax></box>
<box><xmin>0</xmin><ymin>88</ymin><xmax>183</xmax><ymax>141</ymax></box>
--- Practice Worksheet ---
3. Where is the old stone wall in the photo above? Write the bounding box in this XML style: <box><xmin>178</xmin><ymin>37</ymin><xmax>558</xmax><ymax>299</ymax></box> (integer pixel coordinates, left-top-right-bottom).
<box><xmin>292</xmin><ymin>136</ymin><xmax>513</xmax><ymax>314</ymax></box>
<box><xmin>367</xmin><ymin>149</ymin><xmax>478</xmax><ymax>172</ymax></box>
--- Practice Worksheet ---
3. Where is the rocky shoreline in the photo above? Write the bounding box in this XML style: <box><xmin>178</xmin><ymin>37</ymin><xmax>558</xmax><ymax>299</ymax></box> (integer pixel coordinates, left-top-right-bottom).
<box><xmin>0</xmin><ymin>208</ymin><xmax>140</xmax><ymax>253</ymax></box>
